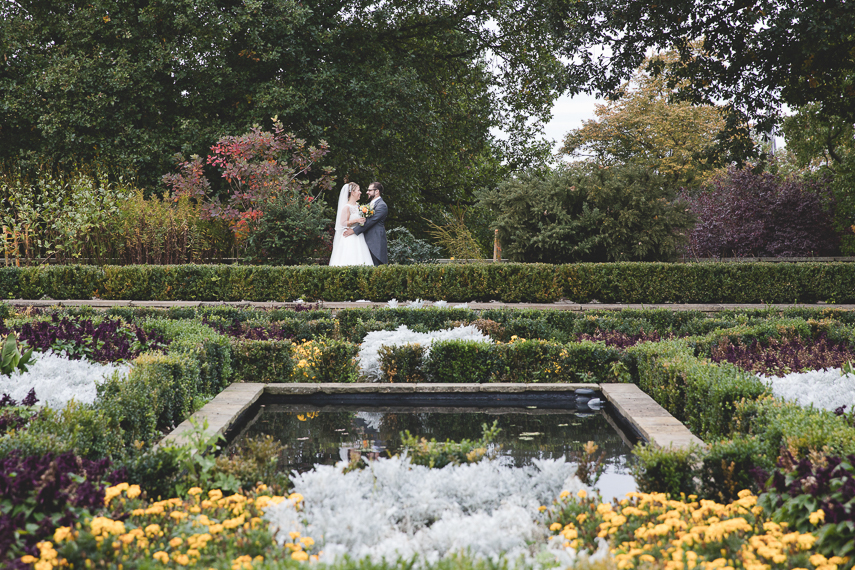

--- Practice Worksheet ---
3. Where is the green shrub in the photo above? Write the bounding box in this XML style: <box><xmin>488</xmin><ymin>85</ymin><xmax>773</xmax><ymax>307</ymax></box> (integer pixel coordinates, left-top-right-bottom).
<box><xmin>387</xmin><ymin>227</ymin><xmax>441</xmax><ymax>265</ymax></box>
<box><xmin>291</xmin><ymin>338</ymin><xmax>359</xmax><ymax>383</ymax></box>
<box><xmin>4</xmin><ymin>262</ymin><xmax>855</xmax><ymax>303</ymax></box>
<box><xmin>699</xmin><ymin>436</ymin><xmax>773</xmax><ymax>502</ymax></box>
<box><xmin>0</xmin><ymin>401</ymin><xmax>126</xmax><ymax>460</ymax></box>
<box><xmin>632</xmin><ymin>443</ymin><xmax>700</xmax><ymax>497</ymax></box>
<box><xmin>733</xmin><ymin>396</ymin><xmax>855</xmax><ymax>459</ymax></box>
<box><xmin>230</xmin><ymin>339</ymin><xmax>294</xmax><ymax>382</ymax></box>
<box><xmin>479</xmin><ymin>164</ymin><xmax>695</xmax><ymax>263</ymax></box>
<box><xmin>378</xmin><ymin>343</ymin><xmax>427</xmax><ymax>383</ymax></box>
<box><xmin>424</xmin><ymin>340</ymin><xmax>502</xmax><ymax>383</ymax></box>
<box><xmin>629</xmin><ymin>340</ymin><xmax>769</xmax><ymax>439</ymax></box>
<box><xmin>96</xmin><ymin>353</ymin><xmax>201</xmax><ymax>444</ymax></box>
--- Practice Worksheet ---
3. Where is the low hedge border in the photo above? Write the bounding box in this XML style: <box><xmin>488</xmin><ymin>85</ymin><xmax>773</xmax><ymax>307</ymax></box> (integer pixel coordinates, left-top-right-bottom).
<box><xmin>378</xmin><ymin>338</ymin><xmax>630</xmax><ymax>384</ymax></box>
<box><xmin>4</xmin><ymin>261</ymin><xmax>855</xmax><ymax>302</ymax></box>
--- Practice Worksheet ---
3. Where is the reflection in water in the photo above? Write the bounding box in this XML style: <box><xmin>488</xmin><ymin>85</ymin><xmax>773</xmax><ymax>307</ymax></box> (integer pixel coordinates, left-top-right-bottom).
<box><xmin>228</xmin><ymin>405</ymin><xmax>638</xmax><ymax>499</ymax></box>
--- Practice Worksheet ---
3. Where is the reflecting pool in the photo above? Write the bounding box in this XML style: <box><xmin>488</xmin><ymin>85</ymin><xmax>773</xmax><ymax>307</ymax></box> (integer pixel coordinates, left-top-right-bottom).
<box><xmin>226</xmin><ymin>394</ymin><xmax>640</xmax><ymax>500</ymax></box>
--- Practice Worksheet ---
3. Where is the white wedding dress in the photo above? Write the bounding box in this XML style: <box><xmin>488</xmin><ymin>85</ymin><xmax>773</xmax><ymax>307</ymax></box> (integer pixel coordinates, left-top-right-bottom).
<box><xmin>329</xmin><ymin>192</ymin><xmax>374</xmax><ymax>266</ymax></box>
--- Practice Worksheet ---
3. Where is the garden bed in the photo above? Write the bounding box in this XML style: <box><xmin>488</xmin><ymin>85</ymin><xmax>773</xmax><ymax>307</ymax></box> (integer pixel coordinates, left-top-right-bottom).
<box><xmin>2</xmin><ymin>302</ymin><xmax>854</xmax><ymax>568</ymax></box>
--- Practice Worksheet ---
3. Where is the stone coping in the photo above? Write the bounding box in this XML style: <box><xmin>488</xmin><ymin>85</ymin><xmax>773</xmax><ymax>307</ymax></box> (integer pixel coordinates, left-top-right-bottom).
<box><xmin>7</xmin><ymin>299</ymin><xmax>854</xmax><ymax>313</ymax></box>
<box><xmin>161</xmin><ymin>382</ymin><xmax>704</xmax><ymax>453</ymax></box>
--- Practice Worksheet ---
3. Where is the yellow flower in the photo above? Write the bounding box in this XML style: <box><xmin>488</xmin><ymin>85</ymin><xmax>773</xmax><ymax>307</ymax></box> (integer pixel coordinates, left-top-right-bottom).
<box><xmin>53</xmin><ymin>526</ymin><xmax>73</xmax><ymax>543</ymax></box>
<box><xmin>21</xmin><ymin>555</ymin><xmax>38</xmax><ymax>564</ymax></box>
<box><xmin>127</xmin><ymin>484</ymin><xmax>142</xmax><ymax>499</ymax></box>
<box><xmin>153</xmin><ymin>551</ymin><xmax>170</xmax><ymax>563</ymax></box>
<box><xmin>809</xmin><ymin>509</ymin><xmax>825</xmax><ymax>525</ymax></box>
<box><xmin>208</xmin><ymin>489</ymin><xmax>224</xmax><ymax>501</ymax></box>
<box><xmin>292</xmin><ymin>551</ymin><xmax>309</xmax><ymax>561</ymax></box>
<box><xmin>170</xmin><ymin>537</ymin><xmax>184</xmax><ymax>548</ymax></box>
<box><xmin>559</xmin><ymin>490</ymin><xmax>570</xmax><ymax>499</ymax></box>
<box><xmin>175</xmin><ymin>554</ymin><xmax>191</xmax><ymax>566</ymax></box>
<box><xmin>188</xmin><ymin>487</ymin><xmax>203</xmax><ymax>496</ymax></box>
<box><xmin>299</xmin><ymin>536</ymin><xmax>315</xmax><ymax>547</ymax></box>
<box><xmin>577</xmin><ymin>489</ymin><xmax>587</xmax><ymax>499</ymax></box>
<box><xmin>549</xmin><ymin>522</ymin><xmax>562</xmax><ymax>531</ymax></box>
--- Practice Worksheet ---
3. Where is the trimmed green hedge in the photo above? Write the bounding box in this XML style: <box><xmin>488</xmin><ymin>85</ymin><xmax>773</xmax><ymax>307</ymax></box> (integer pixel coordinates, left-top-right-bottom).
<box><xmin>4</xmin><ymin>262</ymin><xmax>855</xmax><ymax>302</ymax></box>
<box><xmin>628</xmin><ymin>339</ymin><xmax>770</xmax><ymax>440</ymax></box>
<box><xmin>376</xmin><ymin>338</ymin><xmax>630</xmax><ymax>383</ymax></box>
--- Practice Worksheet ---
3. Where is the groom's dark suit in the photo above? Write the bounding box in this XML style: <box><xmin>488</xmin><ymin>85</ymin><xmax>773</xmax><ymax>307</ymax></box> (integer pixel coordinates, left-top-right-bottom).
<box><xmin>352</xmin><ymin>197</ymin><xmax>388</xmax><ymax>265</ymax></box>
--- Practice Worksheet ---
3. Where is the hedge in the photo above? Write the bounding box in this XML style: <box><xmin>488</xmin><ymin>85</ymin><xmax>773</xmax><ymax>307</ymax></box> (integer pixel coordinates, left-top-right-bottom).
<box><xmin>4</xmin><ymin>262</ymin><xmax>855</xmax><ymax>302</ymax></box>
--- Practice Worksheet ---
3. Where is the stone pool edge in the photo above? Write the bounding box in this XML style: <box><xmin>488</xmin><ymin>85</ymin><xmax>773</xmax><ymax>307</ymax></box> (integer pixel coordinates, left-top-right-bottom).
<box><xmin>162</xmin><ymin>383</ymin><xmax>704</xmax><ymax>451</ymax></box>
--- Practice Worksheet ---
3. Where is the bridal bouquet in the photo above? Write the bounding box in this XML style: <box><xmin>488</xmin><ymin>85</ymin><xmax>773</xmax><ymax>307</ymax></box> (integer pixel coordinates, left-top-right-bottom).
<box><xmin>358</xmin><ymin>203</ymin><xmax>374</xmax><ymax>225</ymax></box>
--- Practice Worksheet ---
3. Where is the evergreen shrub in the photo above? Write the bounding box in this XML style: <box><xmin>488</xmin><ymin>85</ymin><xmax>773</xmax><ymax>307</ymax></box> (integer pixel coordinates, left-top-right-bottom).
<box><xmin>229</xmin><ymin>339</ymin><xmax>294</xmax><ymax>382</ymax></box>
<box><xmin>2</xmin><ymin>262</ymin><xmax>855</xmax><ymax>303</ymax></box>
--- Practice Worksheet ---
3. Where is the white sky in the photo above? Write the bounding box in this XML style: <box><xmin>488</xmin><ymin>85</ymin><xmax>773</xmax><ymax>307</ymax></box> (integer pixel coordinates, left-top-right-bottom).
<box><xmin>542</xmin><ymin>91</ymin><xmax>602</xmax><ymax>153</ymax></box>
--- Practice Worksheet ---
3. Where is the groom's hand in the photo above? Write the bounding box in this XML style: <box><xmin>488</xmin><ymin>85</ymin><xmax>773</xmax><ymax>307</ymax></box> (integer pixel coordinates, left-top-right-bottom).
<box><xmin>343</xmin><ymin>228</ymin><xmax>354</xmax><ymax>237</ymax></box>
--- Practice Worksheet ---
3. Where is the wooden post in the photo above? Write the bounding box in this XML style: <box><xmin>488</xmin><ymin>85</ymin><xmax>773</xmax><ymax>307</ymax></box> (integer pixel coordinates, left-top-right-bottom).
<box><xmin>493</xmin><ymin>229</ymin><xmax>500</xmax><ymax>262</ymax></box>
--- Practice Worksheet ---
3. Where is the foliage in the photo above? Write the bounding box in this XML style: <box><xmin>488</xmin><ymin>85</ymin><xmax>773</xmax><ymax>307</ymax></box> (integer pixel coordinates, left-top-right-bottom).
<box><xmin>0</xmin><ymin>389</ymin><xmax>39</xmax><ymax>434</ymax></box>
<box><xmin>561</xmin><ymin>51</ymin><xmax>727</xmax><ymax>189</ymax></box>
<box><xmin>400</xmin><ymin>421</ymin><xmax>501</xmax><ymax>469</ymax></box>
<box><xmin>424</xmin><ymin>205</ymin><xmax>485</xmax><ymax>260</ymax></box>
<box><xmin>378</xmin><ymin>343</ymin><xmax>426</xmax><ymax>383</ymax></box>
<box><xmin>2</xmin><ymin>314</ymin><xmax>167</xmax><ymax>364</ymax></box>
<box><xmin>759</xmin><ymin>451</ymin><xmax>855</xmax><ymax>561</ymax></box>
<box><xmin>0</xmin><ymin>0</ymin><xmax>568</xmax><ymax>235</ymax></box>
<box><xmin>229</xmin><ymin>339</ymin><xmax>294</xmax><ymax>383</ymax></box>
<box><xmin>557</xmin><ymin>0</ymin><xmax>855</xmax><ymax>162</ymax></box>
<box><xmin>479</xmin><ymin>163</ymin><xmax>695</xmax><ymax>263</ymax></box>
<box><xmin>782</xmin><ymin>104</ymin><xmax>855</xmax><ymax>255</ymax></box>
<box><xmin>416</xmin><ymin>337</ymin><xmax>626</xmax><ymax>384</ymax></box>
<box><xmin>386</xmin><ymin>227</ymin><xmax>441</xmax><ymax>265</ymax></box>
<box><xmin>292</xmin><ymin>339</ymin><xmax>359</xmax><ymax>383</ymax></box>
<box><xmin>628</xmin><ymin>340</ymin><xmax>769</xmax><ymax>439</ymax></box>
<box><xmin>111</xmin><ymin>189</ymin><xmax>230</xmax><ymax>264</ymax></box>
<box><xmin>681</xmin><ymin>167</ymin><xmax>840</xmax><ymax>258</ymax></box>
<box><xmin>241</xmin><ymin>190</ymin><xmax>332</xmax><ymax>265</ymax></box>
<box><xmin>631</xmin><ymin>444</ymin><xmax>699</xmax><ymax>497</ymax></box>
<box><xmin>0</xmin><ymin>450</ymin><xmax>113</xmax><ymax>562</ymax></box>
<box><xmin>709</xmin><ymin>332</ymin><xmax>855</xmax><ymax>377</ymax></box>
<box><xmin>1</xmin><ymin>332</ymin><xmax>33</xmax><ymax>376</ymax></box>
<box><xmin>0</xmin><ymin>167</ymin><xmax>233</xmax><ymax>265</ymax></box>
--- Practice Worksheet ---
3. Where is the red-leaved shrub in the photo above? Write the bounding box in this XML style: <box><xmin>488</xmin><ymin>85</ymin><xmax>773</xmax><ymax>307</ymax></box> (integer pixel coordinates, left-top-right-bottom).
<box><xmin>681</xmin><ymin>168</ymin><xmax>839</xmax><ymax>258</ymax></box>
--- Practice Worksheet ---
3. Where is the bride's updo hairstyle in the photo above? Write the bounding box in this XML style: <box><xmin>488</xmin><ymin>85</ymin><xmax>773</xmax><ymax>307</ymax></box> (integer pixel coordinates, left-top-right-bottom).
<box><xmin>348</xmin><ymin>182</ymin><xmax>360</xmax><ymax>198</ymax></box>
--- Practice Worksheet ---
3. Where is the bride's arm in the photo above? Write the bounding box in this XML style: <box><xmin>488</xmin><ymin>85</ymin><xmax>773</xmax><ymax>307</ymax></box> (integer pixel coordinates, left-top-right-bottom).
<box><xmin>338</xmin><ymin>206</ymin><xmax>352</xmax><ymax>228</ymax></box>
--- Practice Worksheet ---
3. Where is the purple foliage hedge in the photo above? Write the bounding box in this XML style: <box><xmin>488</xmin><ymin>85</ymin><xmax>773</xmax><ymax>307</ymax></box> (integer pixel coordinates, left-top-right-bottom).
<box><xmin>709</xmin><ymin>332</ymin><xmax>855</xmax><ymax>376</ymax></box>
<box><xmin>0</xmin><ymin>314</ymin><xmax>168</xmax><ymax>363</ymax></box>
<box><xmin>681</xmin><ymin>168</ymin><xmax>840</xmax><ymax>258</ymax></box>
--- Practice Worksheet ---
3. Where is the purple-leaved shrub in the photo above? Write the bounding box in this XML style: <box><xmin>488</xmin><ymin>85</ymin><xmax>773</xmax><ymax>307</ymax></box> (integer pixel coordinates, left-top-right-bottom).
<box><xmin>0</xmin><ymin>315</ymin><xmax>168</xmax><ymax>363</ymax></box>
<box><xmin>681</xmin><ymin>167</ymin><xmax>839</xmax><ymax>258</ymax></box>
<box><xmin>709</xmin><ymin>333</ymin><xmax>855</xmax><ymax>376</ymax></box>
<box><xmin>0</xmin><ymin>451</ymin><xmax>114</xmax><ymax>562</ymax></box>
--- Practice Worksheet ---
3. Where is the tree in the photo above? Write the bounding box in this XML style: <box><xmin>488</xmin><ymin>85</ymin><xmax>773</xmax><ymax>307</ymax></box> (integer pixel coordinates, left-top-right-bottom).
<box><xmin>0</xmin><ymin>0</ymin><xmax>567</xmax><ymax>235</ymax></box>
<box><xmin>552</xmin><ymin>0</ymin><xmax>855</xmax><ymax>162</ymax></box>
<box><xmin>477</xmin><ymin>163</ymin><xmax>695</xmax><ymax>263</ymax></box>
<box><xmin>560</xmin><ymin>52</ymin><xmax>727</xmax><ymax>188</ymax></box>
<box><xmin>780</xmin><ymin>105</ymin><xmax>855</xmax><ymax>254</ymax></box>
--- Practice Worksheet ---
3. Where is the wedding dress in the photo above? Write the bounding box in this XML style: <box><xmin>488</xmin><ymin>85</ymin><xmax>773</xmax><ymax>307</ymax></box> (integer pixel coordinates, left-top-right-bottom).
<box><xmin>329</xmin><ymin>184</ymin><xmax>375</xmax><ymax>266</ymax></box>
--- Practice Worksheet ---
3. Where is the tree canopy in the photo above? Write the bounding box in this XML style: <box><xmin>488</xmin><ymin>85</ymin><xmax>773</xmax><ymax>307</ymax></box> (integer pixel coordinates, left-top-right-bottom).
<box><xmin>0</xmin><ymin>0</ymin><xmax>567</xmax><ymax>231</ymax></box>
<box><xmin>552</xmin><ymin>0</ymin><xmax>855</xmax><ymax>160</ymax></box>
<box><xmin>560</xmin><ymin>53</ymin><xmax>727</xmax><ymax>188</ymax></box>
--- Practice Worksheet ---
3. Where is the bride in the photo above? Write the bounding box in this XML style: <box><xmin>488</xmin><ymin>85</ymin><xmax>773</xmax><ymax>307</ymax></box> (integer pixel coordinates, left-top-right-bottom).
<box><xmin>329</xmin><ymin>182</ymin><xmax>375</xmax><ymax>266</ymax></box>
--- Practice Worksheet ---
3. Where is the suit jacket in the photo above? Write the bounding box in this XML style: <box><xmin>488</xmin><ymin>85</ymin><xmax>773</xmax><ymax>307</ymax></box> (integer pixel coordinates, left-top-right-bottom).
<box><xmin>353</xmin><ymin>197</ymin><xmax>388</xmax><ymax>264</ymax></box>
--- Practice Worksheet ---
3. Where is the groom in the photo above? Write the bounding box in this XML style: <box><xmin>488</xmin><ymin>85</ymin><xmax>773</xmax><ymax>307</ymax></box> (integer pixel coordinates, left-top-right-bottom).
<box><xmin>344</xmin><ymin>181</ymin><xmax>387</xmax><ymax>265</ymax></box>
